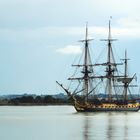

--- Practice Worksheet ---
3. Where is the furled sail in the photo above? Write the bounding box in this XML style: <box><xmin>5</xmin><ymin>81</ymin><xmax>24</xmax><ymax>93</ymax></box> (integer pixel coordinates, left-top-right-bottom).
<box><xmin>117</xmin><ymin>77</ymin><xmax>133</xmax><ymax>84</ymax></box>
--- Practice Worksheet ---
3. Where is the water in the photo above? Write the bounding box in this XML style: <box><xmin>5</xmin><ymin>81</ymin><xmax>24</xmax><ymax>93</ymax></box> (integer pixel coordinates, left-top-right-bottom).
<box><xmin>0</xmin><ymin>106</ymin><xmax>140</xmax><ymax>140</ymax></box>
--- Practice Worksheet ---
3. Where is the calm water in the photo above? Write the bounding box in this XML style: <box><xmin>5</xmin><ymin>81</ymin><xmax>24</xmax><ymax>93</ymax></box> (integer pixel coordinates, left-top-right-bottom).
<box><xmin>0</xmin><ymin>106</ymin><xmax>140</xmax><ymax>140</ymax></box>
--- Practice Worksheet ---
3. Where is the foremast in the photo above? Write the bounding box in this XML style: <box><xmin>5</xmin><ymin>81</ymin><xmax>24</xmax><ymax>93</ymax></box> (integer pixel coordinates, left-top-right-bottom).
<box><xmin>82</xmin><ymin>24</ymin><xmax>93</xmax><ymax>101</ymax></box>
<box><xmin>57</xmin><ymin>24</ymin><xmax>94</xmax><ymax>103</ymax></box>
<box><xmin>68</xmin><ymin>24</ymin><xmax>94</xmax><ymax>102</ymax></box>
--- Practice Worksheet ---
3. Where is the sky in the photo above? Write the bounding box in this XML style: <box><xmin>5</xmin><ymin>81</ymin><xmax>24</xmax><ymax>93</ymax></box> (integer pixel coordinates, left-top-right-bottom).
<box><xmin>0</xmin><ymin>0</ymin><xmax>140</xmax><ymax>95</ymax></box>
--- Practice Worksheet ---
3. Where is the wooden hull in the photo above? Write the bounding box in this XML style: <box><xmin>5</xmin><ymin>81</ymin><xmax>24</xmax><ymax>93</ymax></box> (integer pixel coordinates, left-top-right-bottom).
<box><xmin>74</xmin><ymin>102</ymin><xmax>140</xmax><ymax>112</ymax></box>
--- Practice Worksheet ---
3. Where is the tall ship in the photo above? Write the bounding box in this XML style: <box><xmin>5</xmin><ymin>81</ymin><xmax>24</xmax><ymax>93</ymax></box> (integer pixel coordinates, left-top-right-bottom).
<box><xmin>56</xmin><ymin>20</ymin><xmax>140</xmax><ymax>112</ymax></box>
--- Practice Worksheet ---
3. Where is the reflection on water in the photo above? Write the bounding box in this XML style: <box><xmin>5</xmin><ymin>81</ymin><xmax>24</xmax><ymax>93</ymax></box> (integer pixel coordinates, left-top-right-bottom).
<box><xmin>83</xmin><ymin>114</ymin><xmax>90</xmax><ymax>140</ymax></box>
<box><xmin>106</xmin><ymin>112</ymin><xmax>129</xmax><ymax>140</ymax></box>
<box><xmin>0</xmin><ymin>106</ymin><xmax>140</xmax><ymax>140</ymax></box>
<box><xmin>107</xmin><ymin>113</ymin><xmax>115</xmax><ymax>140</ymax></box>
<box><xmin>81</xmin><ymin>112</ymin><xmax>139</xmax><ymax>140</ymax></box>
<box><xmin>124</xmin><ymin>113</ymin><xmax>128</xmax><ymax>140</ymax></box>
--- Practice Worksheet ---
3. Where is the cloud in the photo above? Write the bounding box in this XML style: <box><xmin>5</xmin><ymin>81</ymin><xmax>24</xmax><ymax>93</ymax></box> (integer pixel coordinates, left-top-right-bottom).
<box><xmin>112</xmin><ymin>17</ymin><xmax>140</xmax><ymax>38</ymax></box>
<box><xmin>47</xmin><ymin>19</ymin><xmax>140</xmax><ymax>39</ymax></box>
<box><xmin>1</xmin><ymin>17</ymin><xmax>140</xmax><ymax>49</ymax></box>
<box><xmin>90</xmin><ymin>26</ymin><xmax>140</xmax><ymax>39</ymax></box>
<box><xmin>87</xmin><ymin>18</ymin><xmax>140</xmax><ymax>39</ymax></box>
<box><xmin>117</xmin><ymin>17</ymin><xmax>140</xmax><ymax>28</ymax></box>
<box><xmin>56</xmin><ymin>45</ymin><xmax>82</xmax><ymax>55</ymax></box>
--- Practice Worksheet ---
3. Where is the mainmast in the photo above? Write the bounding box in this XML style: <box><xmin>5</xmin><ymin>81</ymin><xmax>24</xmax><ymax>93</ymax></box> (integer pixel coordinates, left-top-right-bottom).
<box><xmin>107</xmin><ymin>19</ymin><xmax>112</xmax><ymax>102</ymax></box>
<box><xmin>101</xmin><ymin>19</ymin><xmax>117</xmax><ymax>102</ymax></box>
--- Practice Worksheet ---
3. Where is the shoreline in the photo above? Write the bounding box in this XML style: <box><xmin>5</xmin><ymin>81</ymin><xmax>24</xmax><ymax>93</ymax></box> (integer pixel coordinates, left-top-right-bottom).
<box><xmin>0</xmin><ymin>103</ymin><xmax>72</xmax><ymax>106</ymax></box>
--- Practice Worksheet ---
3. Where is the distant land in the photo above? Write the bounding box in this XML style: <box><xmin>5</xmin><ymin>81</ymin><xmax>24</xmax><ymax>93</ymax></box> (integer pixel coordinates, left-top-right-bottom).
<box><xmin>0</xmin><ymin>93</ymin><xmax>140</xmax><ymax>106</ymax></box>
<box><xmin>0</xmin><ymin>93</ymin><xmax>71</xmax><ymax>105</ymax></box>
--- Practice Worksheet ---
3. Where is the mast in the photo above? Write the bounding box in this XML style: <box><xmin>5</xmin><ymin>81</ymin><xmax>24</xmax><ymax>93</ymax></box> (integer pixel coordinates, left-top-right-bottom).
<box><xmin>81</xmin><ymin>23</ymin><xmax>94</xmax><ymax>101</ymax></box>
<box><xmin>68</xmin><ymin>23</ymin><xmax>93</xmax><ymax>102</ymax></box>
<box><xmin>84</xmin><ymin>23</ymin><xmax>89</xmax><ymax>101</ymax></box>
<box><xmin>118</xmin><ymin>51</ymin><xmax>136</xmax><ymax>101</ymax></box>
<box><xmin>101</xmin><ymin>19</ymin><xmax>117</xmax><ymax>102</ymax></box>
<box><xmin>124</xmin><ymin>50</ymin><xmax>128</xmax><ymax>100</ymax></box>
<box><xmin>107</xmin><ymin>19</ymin><xmax>112</xmax><ymax>102</ymax></box>
<box><xmin>121</xmin><ymin>50</ymin><xmax>130</xmax><ymax>101</ymax></box>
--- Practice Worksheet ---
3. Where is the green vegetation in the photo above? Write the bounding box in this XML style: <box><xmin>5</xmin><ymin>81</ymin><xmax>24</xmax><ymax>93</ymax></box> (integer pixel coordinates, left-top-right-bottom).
<box><xmin>0</xmin><ymin>94</ymin><xmax>71</xmax><ymax>105</ymax></box>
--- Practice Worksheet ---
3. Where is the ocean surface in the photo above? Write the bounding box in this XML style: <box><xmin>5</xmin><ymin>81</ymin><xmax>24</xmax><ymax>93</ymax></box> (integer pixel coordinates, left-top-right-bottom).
<box><xmin>0</xmin><ymin>106</ymin><xmax>140</xmax><ymax>140</ymax></box>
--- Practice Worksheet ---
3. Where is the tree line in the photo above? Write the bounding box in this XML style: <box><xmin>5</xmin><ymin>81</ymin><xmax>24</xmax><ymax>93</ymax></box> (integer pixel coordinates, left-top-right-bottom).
<box><xmin>0</xmin><ymin>95</ymin><xmax>71</xmax><ymax>105</ymax></box>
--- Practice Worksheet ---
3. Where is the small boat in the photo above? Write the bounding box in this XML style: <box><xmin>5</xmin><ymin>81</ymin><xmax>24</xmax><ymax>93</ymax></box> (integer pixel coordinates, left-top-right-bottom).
<box><xmin>56</xmin><ymin>20</ymin><xmax>140</xmax><ymax>112</ymax></box>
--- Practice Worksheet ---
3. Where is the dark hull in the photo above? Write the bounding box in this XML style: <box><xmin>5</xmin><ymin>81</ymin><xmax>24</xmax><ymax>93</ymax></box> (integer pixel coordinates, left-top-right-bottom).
<box><xmin>74</xmin><ymin>103</ymin><xmax>140</xmax><ymax>112</ymax></box>
<box><xmin>75</xmin><ymin>107</ymin><xmax>140</xmax><ymax>112</ymax></box>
